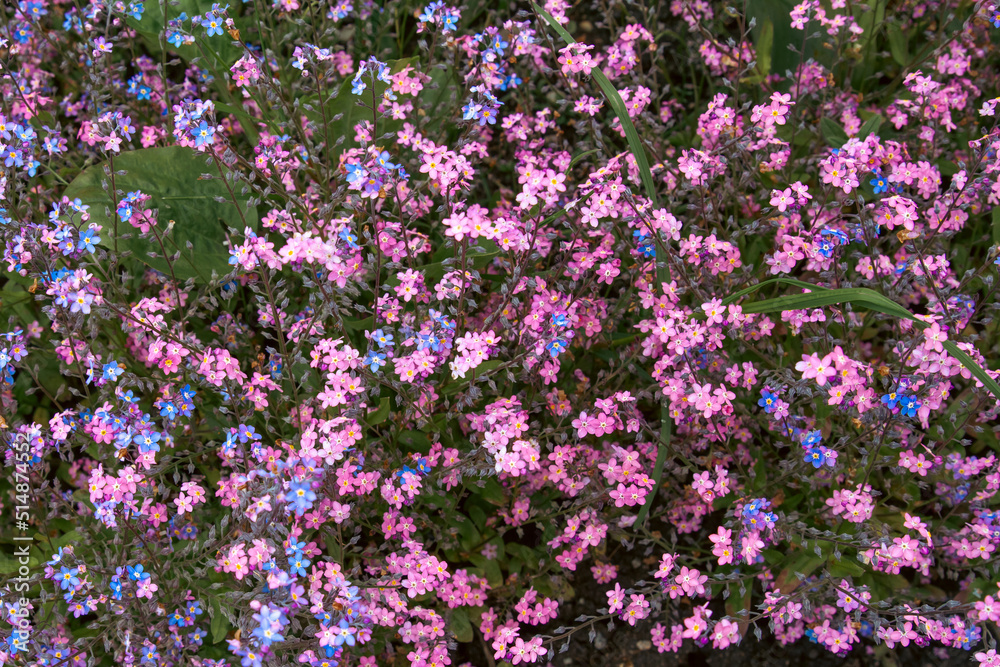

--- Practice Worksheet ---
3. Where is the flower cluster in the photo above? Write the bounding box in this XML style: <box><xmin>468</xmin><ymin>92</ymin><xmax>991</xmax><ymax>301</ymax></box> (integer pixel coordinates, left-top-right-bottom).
<box><xmin>3</xmin><ymin>0</ymin><xmax>1000</xmax><ymax>666</ymax></box>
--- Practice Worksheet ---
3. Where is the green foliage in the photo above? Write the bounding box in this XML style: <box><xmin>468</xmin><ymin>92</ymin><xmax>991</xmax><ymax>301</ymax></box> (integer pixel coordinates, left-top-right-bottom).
<box><xmin>64</xmin><ymin>146</ymin><xmax>257</xmax><ymax>283</ymax></box>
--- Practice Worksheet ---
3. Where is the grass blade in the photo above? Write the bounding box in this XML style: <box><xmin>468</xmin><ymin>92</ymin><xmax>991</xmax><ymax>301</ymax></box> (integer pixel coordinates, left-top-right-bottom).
<box><xmin>532</xmin><ymin>3</ymin><xmax>669</xmax><ymax>525</ymax></box>
<box><xmin>735</xmin><ymin>285</ymin><xmax>1000</xmax><ymax>402</ymax></box>
<box><xmin>531</xmin><ymin>3</ymin><xmax>658</xmax><ymax>207</ymax></box>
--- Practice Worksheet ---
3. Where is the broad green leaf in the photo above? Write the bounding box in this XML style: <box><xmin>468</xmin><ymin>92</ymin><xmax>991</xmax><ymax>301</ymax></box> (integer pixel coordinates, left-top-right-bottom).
<box><xmin>829</xmin><ymin>558</ymin><xmax>866</xmax><ymax>579</ymax></box>
<box><xmin>755</xmin><ymin>19</ymin><xmax>774</xmax><ymax>78</ymax></box>
<box><xmin>214</xmin><ymin>102</ymin><xmax>261</xmax><ymax>148</ymax></box>
<box><xmin>993</xmin><ymin>206</ymin><xmax>1000</xmax><ymax>246</ymax></box>
<box><xmin>366</xmin><ymin>397</ymin><xmax>391</xmax><ymax>426</ymax></box>
<box><xmin>397</xmin><ymin>429</ymin><xmax>431</xmax><ymax>454</ymax></box>
<box><xmin>725</xmin><ymin>582</ymin><xmax>752</xmax><ymax>636</ymax></box>
<box><xmin>532</xmin><ymin>4</ymin><xmax>658</xmax><ymax>207</ymax></box>
<box><xmin>747</xmin><ymin>0</ymin><xmax>818</xmax><ymax>76</ymax></box>
<box><xmin>64</xmin><ymin>146</ymin><xmax>257</xmax><ymax>283</ymax></box>
<box><xmin>125</xmin><ymin>0</ymin><xmax>245</xmax><ymax>69</ymax></box>
<box><xmin>313</xmin><ymin>58</ymin><xmax>418</xmax><ymax>161</ymax></box>
<box><xmin>774</xmin><ymin>552</ymin><xmax>824</xmax><ymax>594</ymax></box>
<box><xmin>443</xmin><ymin>359</ymin><xmax>504</xmax><ymax>396</ymax></box>
<box><xmin>479</xmin><ymin>478</ymin><xmax>506</xmax><ymax>506</ymax></box>
<box><xmin>857</xmin><ymin>114</ymin><xmax>883</xmax><ymax>139</ymax></box>
<box><xmin>0</xmin><ymin>285</ymin><xmax>37</xmax><ymax>327</ymax></box>
<box><xmin>210</xmin><ymin>598</ymin><xmax>228</xmax><ymax>644</ymax></box>
<box><xmin>635</xmin><ymin>418</ymin><xmax>669</xmax><ymax>527</ymax></box>
<box><xmin>720</xmin><ymin>276</ymin><xmax>833</xmax><ymax>306</ymax></box>
<box><xmin>820</xmin><ymin>117</ymin><xmax>849</xmax><ymax>147</ymax></box>
<box><xmin>450</xmin><ymin>608</ymin><xmax>474</xmax><ymax>643</ymax></box>
<box><xmin>886</xmin><ymin>24</ymin><xmax>909</xmax><ymax>66</ymax></box>
<box><xmin>469</xmin><ymin>554</ymin><xmax>504</xmax><ymax>588</ymax></box>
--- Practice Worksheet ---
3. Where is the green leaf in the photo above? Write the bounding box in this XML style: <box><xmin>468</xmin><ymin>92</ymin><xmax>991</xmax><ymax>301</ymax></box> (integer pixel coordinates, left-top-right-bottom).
<box><xmin>479</xmin><ymin>478</ymin><xmax>506</xmax><ymax>506</ymax></box>
<box><xmin>0</xmin><ymin>285</ymin><xmax>37</xmax><ymax>327</ymax></box>
<box><xmin>725</xmin><ymin>581</ymin><xmax>752</xmax><ymax>636</ymax></box>
<box><xmin>451</xmin><ymin>608</ymin><xmax>473</xmax><ymax>643</ymax></box>
<box><xmin>774</xmin><ymin>552</ymin><xmax>824</xmax><ymax>594</ymax></box>
<box><xmin>125</xmin><ymin>0</ymin><xmax>244</xmax><ymax>68</ymax></box>
<box><xmin>342</xmin><ymin>315</ymin><xmax>374</xmax><ymax>333</ymax></box>
<box><xmin>635</xmin><ymin>418</ymin><xmax>669</xmax><ymax>527</ymax></box>
<box><xmin>755</xmin><ymin>19</ymin><xmax>774</xmax><ymax>78</ymax></box>
<box><xmin>214</xmin><ymin>102</ymin><xmax>262</xmax><ymax>148</ymax></box>
<box><xmin>569</xmin><ymin>149</ymin><xmax>599</xmax><ymax>169</ymax></box>
<box><xmin>366</xmin><ymin>397</ymin><xmax>391</xmax><ymax>426</ymax></box>
<box><xmin>734</xmin><ymin>284</ymin><xmax>1000</xmax><ymax>402</ymax></box>
<box><xmin>401</xmin><ymin>240</ymin><xmax>502</xmax><ymax>288</ymax></box>
<box><xmin>210</xmin><ymin>598</ymin><xmax>228</xmax><ymax>644</ymax></box>
<box><xmin>992</xmin><ymin>207</ymin><xmax>1000</xmax><ymax>246</ymax></box>
<box><xmin>316</xmin><ymin>58</ymin><xmax>418</xmax><ymax>161</ymax></box>
<box><xmin>855</xmin><ymin>0</ymin><xmax>886</xmax><ymax>54</ymax></box>
<box><xmin>820</xmin><ymin>118</ymin><xmax>849</xmax><ymax>147</ymax></box>
<box><xmin>532</xmin><ymin>4</ymin><xmax>658</xmax><ymax>206</ymax></box>
<box><xmin>397</xmin><ymin>429</ymin><xmax>431</xmax><ymax>454</ymax></box>
<box><xmin>886</xmin><ymin>24</ymin><xmax>909</xmax><ymax>66</ymax></box>
<box><xmin>64</xmin><ymin>146</ymin><xmax>257</xmax><ymax>283</ymax></box>
<box><xmin>857</xmin><ymin>114</ymin><xmax>883</xmax><ymax>140</ymax></box>
<box><xmin>443</xmin><ymin>359</ymin><xmax>504</xmax><ymax>396</ymax></box>
<box><xmin>469</xmin><ymin>554</ymin><xmax>504</xmax><ymax>588</ymax></box>
<box><xmin>829</xmin><ymin>558</ymin><xmax>866</xmax><ymax>579</ymax></box>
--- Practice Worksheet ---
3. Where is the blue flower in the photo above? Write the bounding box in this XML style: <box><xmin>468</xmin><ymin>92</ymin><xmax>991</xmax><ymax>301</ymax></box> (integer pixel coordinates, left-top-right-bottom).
<box><xmin>757</xmin><ymin>390</ymin><xmax>778</xmax><ymax>413</ymax></box>
<box><xmin>372</xmin><ymin>329</ymin><xmax>394</xmax><ymax>348</ymax></box>
<box><xmin>801</xmin><ymin>430</ymin><xmax>822</xmax><ymax>447</ymax></box>
<box><xmin>375</xmin><ymin>150</ymin><xmax>398</xmax><ymax>170</ymax></box>
<box><xmin>881</xmin><ymin>391</ymin><xmax>900</xmax><ymax>409</ymax></box>
<box><xmin>351</xmin><ymin>76</ymin><xmax>366</xmax><ymax>95</ymax></box>
<box><xmin>166</xmin><ymin>30</ymin><xmax>185</xmax><ymax>48</ymax></box>
<box><xmin>287</xmin><ymin>479</ymin><xmax>316</xmax><ymax>516</ymax></box>
<box><xmin>201</xmin><ymin>14</ymin><xmax>223</xmax><ymax>37</ymax></box>
<box><xmin>804</xmin><ymin>446</ymin><xmax>826</xmax><ymax>468</ymax></box>
<box><xmin>48</xmin><ymin>547</ymin><xmax>67</xmax><ymax>566</ymax></box>
<box><xmin>899</xmin><ymin>395</ymin><xmax>920</xmax><ymax>417</ymax></box>
<box><xmin>237</xmin><ymin>423</ymin><xmax>261</xmax><ymax>443</ymax></box>
<box><xmin>364</xmin><ymin>351</ymin><xmax>387</xmax><ymax>372</ymax></box>
<box><xmin>133</xmin><ymin>430</ymin><xmax>161</xmax><ymax>453</ymax></box>
<box><xmin>289</xmin><ymin>554</ymin><xmax>311</xmax><ymax>577</ymax></box>
<box><xmin>102</xmin><ymin>360</ymin><xmax>124</xmax><ymax>381</ymax></box>
<box><xmin>127</xmin><ymin>564</ymin><xmax>149</xmax><ymax>581</ymax></box>
<box><xmin>159</xmin><ymin>402</ymin><xmax>177</xmax><ymax>420</ymax></box>
<box><xmin>870</xmin><ymin>177</ymin><xmax>888</xmax><ymax>194</ymax></box>
<box><xmin>79</xmin><ymin>229</ymin><xmax>100</xmax><ymax>252</ymax></box>
<box><xmin>191</xmin><ymin>120</ymin><xmax>215</xmax><ymax>147</ymax></box>
<box><xmin>339</xmin><ymin>228</ymin><xmax>360</xmax><ymax>249</ymax></box>
<box><xmin>490</xmin><ymin>36</ymin><xmax>509</xmax><ymax>56</ymax></box>
<box><xmin>58</xmin><ymin>566</ymin><xmax>80</xmax><ymax>590</ymax></box>
<box><xmin>333</xmin><ymin>619</ymin><xmax>356</xmax><ymax>647</ymax></box>
<box><xmin>6</xmin><ymin>632</ymin><xmax>27</xmax><ymax>654</ymax></box>
<box><xmin>545</xmin><ymin>338</ymin><xmax>568</xmax><ymax>358</ymax></box>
